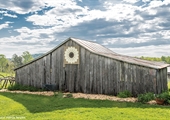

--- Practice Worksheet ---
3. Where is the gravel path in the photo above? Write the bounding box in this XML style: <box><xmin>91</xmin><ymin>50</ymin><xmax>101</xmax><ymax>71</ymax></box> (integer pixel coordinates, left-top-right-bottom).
<box><xmin>0</xmin><ymin>89</ymin><xmax>157</xmax><ymax>104</ymax></box>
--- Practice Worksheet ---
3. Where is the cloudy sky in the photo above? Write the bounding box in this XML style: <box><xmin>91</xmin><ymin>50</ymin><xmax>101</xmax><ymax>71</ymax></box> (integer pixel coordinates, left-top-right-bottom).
<box><xmin>0</xmin><ymin>0</ymin><xmax>170</xmax><ymax>58</ymax></box>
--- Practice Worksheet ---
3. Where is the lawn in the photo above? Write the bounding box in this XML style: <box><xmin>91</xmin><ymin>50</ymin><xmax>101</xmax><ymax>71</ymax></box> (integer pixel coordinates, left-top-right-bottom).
<box><xmin>0</xmin><ymin>92</ymin><xmax>170</xmax><ymax>120</ymax></box>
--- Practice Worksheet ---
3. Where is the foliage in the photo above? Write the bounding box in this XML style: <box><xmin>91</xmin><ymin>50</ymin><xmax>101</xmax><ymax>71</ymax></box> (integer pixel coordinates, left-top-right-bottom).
<box><xmin>0</xmin><ymin>54</ymin><xmax>8</xmax><ymax>72</ymax></box>
<box><xmin>137</xmin><ymin>93</ymin><xmax>155</xmax><ymax>103</ymax></box>
<box><xmin>0</xmin><ymin>72</ymin><xmax>14</xmax><ymax>77</ymax></box>
<box><xmin>7</xmin><ymin>84</ymin><xmax>42</xmax><ymax>92</ymax></box>
<box><xmin>117</xmin><ymin>90</ymin><xmax>132</xmax><ymax>98</ymax></box>
<box><xmin>139</xmin><ymin>56</ymin><xmax>170</xmax><ymax>64</ymax></box>
<box><xmin>156</xmin><ymin>91</ymin><xmax>170</xmax><ymax>104</ymax></box>
<box><xmin>12</xmin><ymin>54</ymin><xmax>23</xmax><ymax>68</ymax></box>
<box><xmin>65</xmin><ymin>93</ymin><xmax>73</xmax><ymax>98</ymax></box>
<box><xmin>0</xmin><ymin>92</ymin><xmax>170</xmax><ymax>120</ymax></box>
<box><xmin>22</xmin><ymin>51</ymin><xmax>33</xmax><ymax>64</ymax></box>
<box><xmin>0</xmin><ymin>51</ymin><xmax>34</xmax><ymax>74</ymax></box>
<box><xmin>12</xmin><ymin>51</ymin><xmax>34</xmax><ymax>68</ymax></box>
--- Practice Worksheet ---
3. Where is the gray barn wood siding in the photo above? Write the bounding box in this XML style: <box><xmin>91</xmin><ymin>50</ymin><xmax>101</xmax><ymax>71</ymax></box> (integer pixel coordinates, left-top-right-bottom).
<box><xmin>15</xmin><ymin>38</ymin><xmax>169</xmax><ymax>96</ymax></box>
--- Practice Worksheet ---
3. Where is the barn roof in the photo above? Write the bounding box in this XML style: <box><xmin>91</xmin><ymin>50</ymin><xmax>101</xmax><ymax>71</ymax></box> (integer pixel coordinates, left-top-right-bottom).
<box><xmin>14</xmin><ymin>37</ymin><xmax>169</xmax><ymax>70</ymax></box>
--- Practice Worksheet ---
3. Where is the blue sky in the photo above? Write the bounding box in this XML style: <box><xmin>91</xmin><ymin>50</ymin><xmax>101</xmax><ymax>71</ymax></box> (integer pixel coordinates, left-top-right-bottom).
<box><xmin>0</xmin><ymin>0</ymin><xmax>170</xmax><ymax>58</ymax></box>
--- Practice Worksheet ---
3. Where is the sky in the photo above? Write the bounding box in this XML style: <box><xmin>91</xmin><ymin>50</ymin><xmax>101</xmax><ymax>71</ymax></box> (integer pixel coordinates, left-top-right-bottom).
<box><xmin>0</xmin><ymin>0</ymin><xmax>170</xmax><ymax>58</ymax></box>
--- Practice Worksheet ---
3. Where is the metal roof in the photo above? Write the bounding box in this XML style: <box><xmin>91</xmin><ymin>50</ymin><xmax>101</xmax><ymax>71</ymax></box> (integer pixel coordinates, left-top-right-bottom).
<box><xmin>14</xmin><ymin>37</ymin><xmax>169</xmax><ymax>70</ymax></box>
<box><xmin>71</xmin><ymin>38</ymin><xmax>117</xmax><ymax>55</ymax></box>
<box><xmin>71</xmin><ymin>38</ymin><xmax>169</xmax><ymax>69</ymax></box>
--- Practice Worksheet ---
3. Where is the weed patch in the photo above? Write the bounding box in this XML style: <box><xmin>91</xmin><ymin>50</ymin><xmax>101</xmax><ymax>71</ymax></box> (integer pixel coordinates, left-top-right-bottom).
<box><xmin>7</xmin><ymin>84</ymin><xmax>42</xmax><ymax>92</ymax></box>
<box><xmin>138</xmin><ymin>93</ymin><xmax>155</xmax><ymax>103</ymax></box>
<box><xmin>117</xmin><ymin>90</ymin><xmax>132</xmax><ymax>98</ymax></box>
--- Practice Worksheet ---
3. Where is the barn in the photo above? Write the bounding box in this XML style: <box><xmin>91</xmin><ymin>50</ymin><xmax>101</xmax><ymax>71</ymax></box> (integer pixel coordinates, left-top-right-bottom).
<box><xmin>14</xmin><ymin>37</ymin><xmax>169</xmax><ymax>96</ymax></box>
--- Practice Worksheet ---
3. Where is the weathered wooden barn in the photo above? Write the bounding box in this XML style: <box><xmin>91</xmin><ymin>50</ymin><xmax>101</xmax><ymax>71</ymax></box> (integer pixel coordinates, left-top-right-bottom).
<box><xmin>14</xmin><ymin>37</ymin><xmax>169</xmax><ymax>96</ymax></box>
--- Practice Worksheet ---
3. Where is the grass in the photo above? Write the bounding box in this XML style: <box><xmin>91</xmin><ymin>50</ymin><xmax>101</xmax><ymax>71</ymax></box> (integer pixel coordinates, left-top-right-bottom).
<box><xmin>0</xmin><ymin>72</ymin><xmax>14</xmax><ymax>77</ymax></box>
<box><xmin>0</xmin><ymin>92</ymin><xmax>170</xmax><ymax>120</ymax></box>
<box><xmin>7</xmin><ymin>84</ymin><xmax>42</xmax><ymax>92</ymax></box>
<box><xmin>0</xmin><ymin>72</ymin><xmax>15</xmax><ymax>89</ymax></box>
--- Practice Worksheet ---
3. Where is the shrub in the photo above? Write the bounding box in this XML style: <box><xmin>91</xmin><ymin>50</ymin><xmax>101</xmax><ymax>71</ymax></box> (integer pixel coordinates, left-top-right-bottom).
<box><xmin>117</xmin><ymin>90</ymin><xmax>132</xmax><ymax>98</ymax></box>
<box><xmin>156</xmin><ymin>91</ymin><xmax>170</xmax><ymax>104</ymax></box>
<box><xmin>65</xmin><ymin>93</ymin><xmax>73</xmax><ymax>98</ymax></box>
<box><xmin>8</xmin><ymin>84</ymin><xmax>41</xmax><ymax>92</ymax></box>
<box><xmin>137</xmin><ymin>92</ymin><xmax>155</xmax><ymax>103</ymax></box>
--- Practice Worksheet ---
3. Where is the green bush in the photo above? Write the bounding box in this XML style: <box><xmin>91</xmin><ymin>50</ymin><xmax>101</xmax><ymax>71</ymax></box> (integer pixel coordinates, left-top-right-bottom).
<box><xmin>117</xmin><ymin>90</ymin><xmax>132</xmax><ymax>98</ymax></box>
<box><xmin>156</xmin><ymin>91</ymin><xmax>170</xmax><ymax>104</ymax></box>
<box><xmin>65</xmin><ymin>93</ymin><xmax>73</xmax><ymax>98</ymax></box>
<box><xmin>138</xmin><ymin>92</ymin><xmax>155</xmax><ymax>103</ymax></box>
<box><xmin>8</xmin><ymin>84</ymin><xmax>42</xmax><ymax>92</ymax></box>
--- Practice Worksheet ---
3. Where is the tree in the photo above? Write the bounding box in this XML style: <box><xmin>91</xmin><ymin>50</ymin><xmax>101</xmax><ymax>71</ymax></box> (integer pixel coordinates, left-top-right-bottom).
<box><xmin>6</xmin><ymin>60</ymin><xmax>15</xmax><ymax>74</ymax></box>
<box><xmin>0</xmin><ymin>54</ymin><xmax>8</xmax><ymax>72</ymax></box>
<box><xmin>22</xmin><ymin>51</ymin><xmax>33</xmax><ymax>64</ymax></box>
<box><xmin>12</xmin><ymin>54</ymin><xmax>23</xmax><ymax>68</ymax></box>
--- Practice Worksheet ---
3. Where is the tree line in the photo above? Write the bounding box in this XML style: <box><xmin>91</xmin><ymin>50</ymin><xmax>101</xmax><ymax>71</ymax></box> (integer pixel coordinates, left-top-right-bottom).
<box><xmin>139</xmin><ymin>56</ymin><xmax>170</xmax><ymax>64</ymax></box>
<box><xmin>0</xmin><ymin>51</ymin><xmax>33</xmax><ymax>74</ymax></box>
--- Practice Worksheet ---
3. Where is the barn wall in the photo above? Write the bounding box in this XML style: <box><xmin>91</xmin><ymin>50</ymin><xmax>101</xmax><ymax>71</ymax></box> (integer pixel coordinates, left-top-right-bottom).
<box><xmin>15</xmin><ymin>40</ymin><xmax>168</xmax><ymax>96</ymax></box>
<box><xmin>156</xmin><ymin>68</ymin><xmax>168</xmax><ymax>94</ymax></box>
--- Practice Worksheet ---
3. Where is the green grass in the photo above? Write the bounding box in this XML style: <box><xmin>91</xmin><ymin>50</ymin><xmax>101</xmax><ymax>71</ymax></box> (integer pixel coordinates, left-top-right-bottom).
<box><xmin>0</xmin><ymin>92</ymin><xmax>170</xmax><ymax>120</ymax></box>
<box><xmin>0</xmin><ymin>72</ymin><xmax>14</xmax><ymax>77</ymax></box>
<box><xmin>0</xmin><ymin>72</ymin><xmax>15</xmax><ymax>89</ymax></box>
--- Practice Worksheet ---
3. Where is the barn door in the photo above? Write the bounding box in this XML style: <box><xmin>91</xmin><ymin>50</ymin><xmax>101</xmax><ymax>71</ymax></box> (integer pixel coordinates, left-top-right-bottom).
<box><xmin>64</xmin><ymin>46</ymin><xmax>79</xmax><ymax>92</ymax></box>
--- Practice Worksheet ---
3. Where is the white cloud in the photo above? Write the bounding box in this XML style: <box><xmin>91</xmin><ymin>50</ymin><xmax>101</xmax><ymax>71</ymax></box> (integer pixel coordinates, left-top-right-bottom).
<box><xmin>4</xmin><ymin>13</ymin><xmax>17</xmax><ymax>18</ymax></box>
<box><xmin>110</xmin><ymin>45</ymin><xmax>170</xmax><ymax>57</ymax></box>
<box><xmin>1</xmin><ymin>0</ymin><xmax>170</xmax><ymax>58</ymax></box>
<box><xmin>26</xmin><ymin>1</ymin><xmax>91</xmax><ymax>31</ymax></box>
<box><xmin>123</xmin><ymin>0</ymin><xmax>139</xmax><ymax>4</ymax></box>
<box><xmin>0</xmin><ymin>0</ymin><xmax>45</xmax><ymax>14</ymax></box>
<box><xmin>0</xmin><ymin>22</ymin><xmax>10</xmax><ymax>30</ymax></box>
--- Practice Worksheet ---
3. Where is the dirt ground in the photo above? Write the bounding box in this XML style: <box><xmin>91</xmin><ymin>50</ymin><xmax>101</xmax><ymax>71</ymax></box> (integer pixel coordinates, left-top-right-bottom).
<box><xmin>0</xmin><ymin>89</ymin><xmax>157</xmax><ymax>105</ymax></box>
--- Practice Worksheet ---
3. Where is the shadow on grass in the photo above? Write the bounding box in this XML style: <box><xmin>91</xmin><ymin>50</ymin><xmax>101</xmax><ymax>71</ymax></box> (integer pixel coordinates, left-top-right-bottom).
<box><xmin>0</xmin><ymin>92</ymin><xmax>170</xmax><ymax>113</ymax></box>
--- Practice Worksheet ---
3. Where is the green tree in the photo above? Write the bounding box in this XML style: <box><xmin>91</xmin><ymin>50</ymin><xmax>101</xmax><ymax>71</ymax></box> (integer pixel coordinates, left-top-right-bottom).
<box><xmin>22</xmin><ymin>51</ymin><xmax>33</xmax><ymax>64</ymax></box>
<box><xmin>12</xmin><ymin>54</ymin><xmax>23</xmax><ymax>68</ymax></box>
<box><xmin>0</xmin><ymin>54</ymin><xmax>8</xmax><ymax>72</ymax></box>
<box><xmin>6</xmin><ymin>60</ymin><xmax>15</xmax><ymax>74</ymax></box>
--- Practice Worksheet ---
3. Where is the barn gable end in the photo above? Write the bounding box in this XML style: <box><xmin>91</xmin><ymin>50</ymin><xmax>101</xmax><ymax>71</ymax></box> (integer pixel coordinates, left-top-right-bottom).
<box><xmin>14</xmin><ymin>37</ymin><xmax>169</xmax><ymax>96</ymax></box>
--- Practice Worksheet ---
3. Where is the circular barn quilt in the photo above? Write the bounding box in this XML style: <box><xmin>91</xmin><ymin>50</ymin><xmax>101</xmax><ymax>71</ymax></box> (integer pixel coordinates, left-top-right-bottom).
<box><xmin>64</xmin><ymin>47</ymin><xmax>79</xmax><ymax>64</ymax></box>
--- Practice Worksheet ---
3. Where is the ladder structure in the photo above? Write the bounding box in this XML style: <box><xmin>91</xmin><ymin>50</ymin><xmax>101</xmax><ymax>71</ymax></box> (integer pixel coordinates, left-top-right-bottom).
<box><xmin>0</xmin><ymin>74</ymin><xmax>15</xmax><ymax>89</ymax></box>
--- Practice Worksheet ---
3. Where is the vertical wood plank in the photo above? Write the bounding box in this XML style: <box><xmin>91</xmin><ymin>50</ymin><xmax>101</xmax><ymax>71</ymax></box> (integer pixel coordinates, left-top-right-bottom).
<box><xmin>89</xmin><ymin>53</ymin><xmax>94</xmax><ymax>93</ymax></box>
<box><xmin>94</xmin><ymin>55</ymin><xmax>99</xmax><ymax>94</ymax></box>
<box><xmin>84</xmin><ymin>50</ymin><xmax>90</xmax><ymax>93</ymax></box>
<box><xmin>80</xmin><ymin>47</ymin><xmax>85</xmax><ymax>93</ymax></box>
<box><xmin>102</xmin><ymin>56</ymin><xmax>105</xmax><ymax>94</ymax></box>
<box><xmin>45</xmin><ymin>54</ymin><xmax>51</xmax><ymax>85</ymax></box>
<box><xmin>99</xmin><ymin>55</ymin><xmax>102</xmax><ymax>94</ymax></box>
<box><xmin>107</xmin><ymin>58</ymin><xmax>111</xmax><ymax>95</ymax></box>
